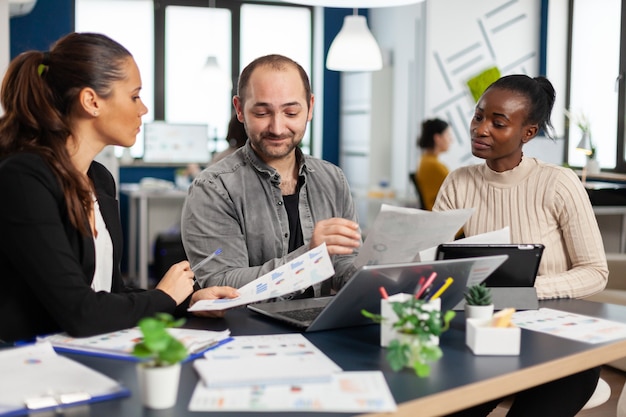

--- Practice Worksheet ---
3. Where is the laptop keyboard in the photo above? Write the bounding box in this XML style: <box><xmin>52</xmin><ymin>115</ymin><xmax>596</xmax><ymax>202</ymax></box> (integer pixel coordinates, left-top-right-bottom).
<box><xmin>280</xmin><ymin>307</ymin><xmax>325</xmax><ymax>323</ymax></box>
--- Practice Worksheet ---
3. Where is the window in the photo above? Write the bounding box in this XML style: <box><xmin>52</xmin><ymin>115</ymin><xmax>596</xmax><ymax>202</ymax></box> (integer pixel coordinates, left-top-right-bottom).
<box><xmin>75</xmin><ymin>0</ymin><xmax>154</xmax><ymax>158</ymax></box>
<box><xmin>76</xmin><ymin>1</ymin><xmax>314</xmax><ymax>160</ymax></box>
<box><xmin>567</xmin><ymin>0</ymin><xmax>621</xmax><ymax>169</ymax></box>
<box><xmin>164</xmin><ymin>5</ymin><xmax>232</xmax><ymax>154</ymax></box>
<box><xmin>239</xmin><ymin>3</ymin><xmax>312</xmax><ymax>154</ymax></box>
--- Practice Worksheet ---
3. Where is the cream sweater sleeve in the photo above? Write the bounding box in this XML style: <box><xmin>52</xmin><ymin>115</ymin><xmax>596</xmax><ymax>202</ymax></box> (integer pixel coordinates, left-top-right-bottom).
<box><xmin>434</xmin><ymin>159</ymin><xmax>608</xmax><ymax>300</ymax></box>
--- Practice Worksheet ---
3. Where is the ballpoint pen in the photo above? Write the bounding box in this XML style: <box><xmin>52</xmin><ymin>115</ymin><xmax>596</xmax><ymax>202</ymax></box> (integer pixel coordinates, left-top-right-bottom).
<box><xmin>192</xmin><ymin>248</ymin><xmax>223</xmax><ymax>274</ymax></box>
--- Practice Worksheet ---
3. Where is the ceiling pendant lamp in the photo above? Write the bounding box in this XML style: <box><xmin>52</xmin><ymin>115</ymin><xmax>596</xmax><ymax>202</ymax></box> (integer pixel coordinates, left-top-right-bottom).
<box><xmin>326</xmin><ymin>9</ymin><xmax>383</xmax><ymax>72</ymax></box>
<box><xmin>284</xmin><ymin>1</ymin><xmax>423</xmax><ymax>7</ymax></box>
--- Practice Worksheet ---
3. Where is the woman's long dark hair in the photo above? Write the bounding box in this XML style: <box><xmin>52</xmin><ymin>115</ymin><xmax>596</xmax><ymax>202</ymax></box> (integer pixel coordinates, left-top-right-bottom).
<box><xmin>0</xmin><ymin>32</ymin><xmax>132</xmax><ymax>235</ymax></box>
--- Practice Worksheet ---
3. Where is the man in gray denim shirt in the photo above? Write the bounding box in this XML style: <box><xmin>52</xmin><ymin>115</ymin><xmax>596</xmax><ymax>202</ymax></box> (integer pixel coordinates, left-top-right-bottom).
<box><xmin>181</xmin><ymin>54</ymin><xmax>362</xmax><ymax>298</ymax></box>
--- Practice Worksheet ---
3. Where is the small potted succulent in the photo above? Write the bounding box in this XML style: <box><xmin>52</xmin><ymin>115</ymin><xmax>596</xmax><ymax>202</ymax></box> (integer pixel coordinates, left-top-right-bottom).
<box><xmin>362</xmin><ymin>297</ymin><xmax>455</xmax><ymax>377</ymax></box>
<box><xmin>133</xmin><ymin>313</ymin><xmax>188</xmax><ymax>409</ymax></box>
<box><xmin>464</xmin><ymin>283</ymin><xmax>494</xmax><ymax>319</ymax></box>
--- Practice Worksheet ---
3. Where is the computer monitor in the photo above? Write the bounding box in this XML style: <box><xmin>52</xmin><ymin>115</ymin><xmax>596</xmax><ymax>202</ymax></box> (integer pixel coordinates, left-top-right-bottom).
<box><xmin>143</xmin><ymin>121</ymin><xmax>210</xmax><ymax>164</ymax></box>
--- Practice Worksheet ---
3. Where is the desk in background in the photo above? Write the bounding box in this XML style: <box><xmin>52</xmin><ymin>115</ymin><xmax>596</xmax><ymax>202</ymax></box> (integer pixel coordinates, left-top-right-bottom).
<box><xmin>66</xmin><ymin>299</ymin><xmax>626</xmax><ymax>416</ymax></box>
<box><xmin>120</xmin><ymin>184</ymin><xmax>188</xmax><ymax>289</ymax></box>
<box><xmin>583</xmin><ymin>178</ymin><xmax>626</xmax><ymax>253</ymax></box>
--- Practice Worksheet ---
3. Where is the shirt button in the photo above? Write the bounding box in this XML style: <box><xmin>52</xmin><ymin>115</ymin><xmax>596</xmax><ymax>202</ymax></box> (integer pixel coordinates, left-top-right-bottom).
<box><xmin>284</xmin><ymin>233</ymin><xmax>288</xmax><ymax>238</ymax></box>
<box><xmin>277</xmin><ymin>201</ymin><xmax>283</xmax><ymax>206</ymax></box>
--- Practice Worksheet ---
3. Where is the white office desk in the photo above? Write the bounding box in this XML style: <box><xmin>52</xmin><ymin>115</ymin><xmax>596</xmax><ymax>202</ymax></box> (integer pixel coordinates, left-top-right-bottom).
<box><xmin>120</xmin><ymin>184</ymin><xmax>188</xmax><ymax>289</ymax></box>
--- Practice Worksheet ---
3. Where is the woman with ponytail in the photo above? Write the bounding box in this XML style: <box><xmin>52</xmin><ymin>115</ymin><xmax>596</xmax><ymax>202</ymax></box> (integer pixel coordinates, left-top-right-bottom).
<box><xmin>0</xmin><ymin>32</ymin><xmax>237</xmax><ymax>344</ymax></box>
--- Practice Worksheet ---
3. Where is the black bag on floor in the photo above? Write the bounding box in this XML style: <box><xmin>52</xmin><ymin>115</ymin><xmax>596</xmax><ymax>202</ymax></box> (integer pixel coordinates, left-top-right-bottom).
<box><xmin>153</xmin><ymin>231</ymin><xmax>186</xmax><ymax>279</ymax></box>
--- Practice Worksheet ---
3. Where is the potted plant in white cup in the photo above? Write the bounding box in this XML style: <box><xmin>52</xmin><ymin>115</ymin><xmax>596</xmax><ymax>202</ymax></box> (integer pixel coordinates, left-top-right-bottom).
<box><xmin>132</xmin><ymin>313</ymin><xmax>188</xmax><ymax>409</ymax></box>
<box><xmin>464</xmin><ymin>283</ymin><xmax>494</xmax><ymax>319</ymax></box>
<box><xmin>362</xmin><ymin>297</ymin><xmax>455</xmax><ymax>377</ymax></box>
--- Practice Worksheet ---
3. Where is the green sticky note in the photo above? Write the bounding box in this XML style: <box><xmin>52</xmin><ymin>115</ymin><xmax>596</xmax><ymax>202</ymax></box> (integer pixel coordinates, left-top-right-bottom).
<box><xmin>467</xmin><ymin>67</ymin><xmax>501</xmax><ymax>102</ymax></box>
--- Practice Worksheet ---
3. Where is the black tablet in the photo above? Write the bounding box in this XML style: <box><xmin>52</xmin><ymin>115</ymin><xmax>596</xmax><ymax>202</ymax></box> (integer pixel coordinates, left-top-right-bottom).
<box><xmin>435</xmin><ymin>243</ymin><xmax>545</xmax><ymax>288</ymax></box>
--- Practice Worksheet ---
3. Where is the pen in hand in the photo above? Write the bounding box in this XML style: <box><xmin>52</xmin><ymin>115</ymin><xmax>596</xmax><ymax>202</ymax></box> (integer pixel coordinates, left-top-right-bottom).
<box><xmin>192</xmin><ymin>248</ymin><xmax>223</xmax><ymax>275</ymax></box>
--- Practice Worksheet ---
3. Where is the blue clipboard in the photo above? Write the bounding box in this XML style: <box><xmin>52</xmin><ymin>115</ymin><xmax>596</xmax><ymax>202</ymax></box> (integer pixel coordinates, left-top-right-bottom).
<box><xmin>52</xmin><ymin>336</ymin><xmax>234</xmax><ymax>363</ymax></box>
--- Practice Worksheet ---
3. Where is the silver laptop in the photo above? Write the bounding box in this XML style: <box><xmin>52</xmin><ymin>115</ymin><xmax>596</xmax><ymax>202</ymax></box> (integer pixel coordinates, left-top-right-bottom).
<box><xmin>247</xmin><ymin>255</ymin><xmax>508</xmax><ymax>332</ymax></box>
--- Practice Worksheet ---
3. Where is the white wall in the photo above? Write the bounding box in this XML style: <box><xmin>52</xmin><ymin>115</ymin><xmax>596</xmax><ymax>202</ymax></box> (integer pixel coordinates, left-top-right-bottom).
<box><xmin>368</xmin><ymin>0</ymin><xmax>565</xmax><ymax>196</ymax></box>
<box><xmin>369</xmin><ymin>3</ymin><xmax>424</xmax><ymax>196</ymax></box>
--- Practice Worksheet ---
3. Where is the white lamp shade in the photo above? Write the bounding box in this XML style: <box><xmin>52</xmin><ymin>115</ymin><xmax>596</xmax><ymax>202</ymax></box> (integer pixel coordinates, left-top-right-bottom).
<box><xmin>575</xmin><ymin>131</ymin><xmax>593</xmax><ymax>156</ymax></box>
<box><xmin>326</xmin><ymin>15</ymin><xmax>383</xmax><ymax>72</ymax></box>
<box><xmin>201</xmin><ymin>56</ymin><xmax>232</xmax><ymax>90</ymax></box>
<box><xmin>282</xmin><ymin>0</ymin><xmax>423</xmax><ymax>7</ymax></box>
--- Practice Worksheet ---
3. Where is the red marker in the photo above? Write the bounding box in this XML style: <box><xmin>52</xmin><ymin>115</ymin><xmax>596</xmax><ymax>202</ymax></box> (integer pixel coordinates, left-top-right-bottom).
<box><xmin>415</xmin><ymin>271</ymin><xmax>437</xmax><ymax>299</ymax></box>
<box><xmin>414</xmin><ymin>276</ymin><xmax>426</xmax><ymax>299</ymax></box>
<box><xmin>379</xmin><ymin>286</ymin><xmax>389</xmax><ymax>300</ymax></box>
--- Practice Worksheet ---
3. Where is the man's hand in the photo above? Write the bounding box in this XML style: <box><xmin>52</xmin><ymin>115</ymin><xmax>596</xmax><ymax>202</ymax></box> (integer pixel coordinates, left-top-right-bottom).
<box><xmin>310</xmin><ymin>218</ymin><xmax>361</xmax><ymax>255</ymax></box>
<box><xmin>190</xmin><ymin>286</ymin><xmax>240</xmax><ymax>318</ymax></box>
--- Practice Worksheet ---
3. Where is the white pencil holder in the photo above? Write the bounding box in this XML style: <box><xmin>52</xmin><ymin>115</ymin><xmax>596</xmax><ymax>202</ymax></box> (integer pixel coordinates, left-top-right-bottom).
<box><xmin>380</xmin><ymin>293</ymin><xmax>441</xmax><ymax>347</ymax></box>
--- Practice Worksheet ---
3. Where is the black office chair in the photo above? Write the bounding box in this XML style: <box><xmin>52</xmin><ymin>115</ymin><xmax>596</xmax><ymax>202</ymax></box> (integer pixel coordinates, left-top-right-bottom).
<box><xmin>409</xmin><ymin>172</ymin><xmax>428</xmax><ymax>210</ymax></box>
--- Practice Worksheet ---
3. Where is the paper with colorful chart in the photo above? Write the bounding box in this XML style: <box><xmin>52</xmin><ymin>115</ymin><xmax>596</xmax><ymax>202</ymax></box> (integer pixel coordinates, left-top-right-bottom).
<box><xmin>512</xmin><ymin>308</ymin><xmax>626</xmax><ymax>344</ymax></box>
<box><xmin>188</xmin><ymin>243</ymin><xmax>334</xmax><ymax>312</ymax></box>
<box><xmin>188</xmin><ymin>370</ymin><xmax>396</xmax><ymax>413</ymax></box>
<box><xmin>194</xmin><ymin>333</ymin><xmax>342</xmax><ymax>388</ymax></box>
<box><xmin>0</xmin><ymin>342</ymin><xmax>128</xmax><ymax>415</ymax></box>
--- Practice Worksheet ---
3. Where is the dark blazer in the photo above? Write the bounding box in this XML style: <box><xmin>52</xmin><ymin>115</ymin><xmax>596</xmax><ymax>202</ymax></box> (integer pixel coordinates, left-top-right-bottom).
<box><xmin>0</xmin><ymin>152</ymin><xmax>176</xmax><ymax>343</ymax></box>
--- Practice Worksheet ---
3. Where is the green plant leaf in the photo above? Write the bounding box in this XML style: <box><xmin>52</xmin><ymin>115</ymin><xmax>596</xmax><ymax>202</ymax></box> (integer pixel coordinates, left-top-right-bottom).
<box><xmin>386</xmin><ymin>339</ymin><xmax>409</xmax><ymax>372</ymax></box>
<box><xmin>132</xmin><ymin>343</ymin><xmax>153</xmax><ymax>358</ymax></box>
<box><xmin>414</xmin><ymin>361</ymin><xmax>431</xmax><ymax>377</ymax></box>
<box><xmin>361</xmin><ymin>309</ymin><xmax>384</xmax><ymax>323</ymax></box>
<box><xmin>464</xmin><ymin>283</ymin><xmax>492</xmax><ymax>306</ymax></box>
<box><xmin>133</xmin><ymin>313</ymin><xmax>188</xmax><ymax>366</ymax></box>
<box><xmin>157</xmin><ymin>338</ymin><xmax>188</xmax><ymax>366</ymax></box>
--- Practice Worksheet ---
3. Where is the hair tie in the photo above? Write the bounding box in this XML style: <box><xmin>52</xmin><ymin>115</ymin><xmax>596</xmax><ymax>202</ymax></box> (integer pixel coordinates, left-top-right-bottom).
<box><xmin>38</xmin><ymin>51</ymin><xmax>50</xmax><ymax>76</ymax></box>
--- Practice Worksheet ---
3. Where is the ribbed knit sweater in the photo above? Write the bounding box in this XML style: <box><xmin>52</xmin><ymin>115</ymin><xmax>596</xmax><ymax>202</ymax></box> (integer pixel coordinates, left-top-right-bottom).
<box><xmin>433</xmin><ymin>157</ymin><xmax>608</xmax><ymax>299</ymax></box>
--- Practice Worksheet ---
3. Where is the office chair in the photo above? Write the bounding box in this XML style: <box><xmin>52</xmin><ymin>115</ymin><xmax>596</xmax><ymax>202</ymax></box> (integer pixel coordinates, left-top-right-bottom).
<box><xmin>408</xmin><ymin>172</ymin><xmax>427</xmax><ymax>210</ymax></box>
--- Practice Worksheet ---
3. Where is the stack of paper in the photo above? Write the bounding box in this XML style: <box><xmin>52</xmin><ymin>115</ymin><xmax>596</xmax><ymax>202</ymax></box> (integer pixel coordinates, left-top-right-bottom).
<box><xmin>188</xmin><ymin>371</ymin><xmax>397</xmax><ymax>413</ymax></box>
<box><xmin>193</xmin><ymin>334</ymin><xmax>342</xmax><ymax>387</ymax></box>
<box><xmin>189</xmin><ymin>334</ymin><xmax>397</xmax><ymax>413</ymax></box>
<box><xmin>39</xmin><ymin>328</ymin><xmax>232</xmax><ymax>362</ymax></box>
<box><xmin>0</xmin><ymin>342</ymin><xmax>129</xmax><ymax>415</ymax></box>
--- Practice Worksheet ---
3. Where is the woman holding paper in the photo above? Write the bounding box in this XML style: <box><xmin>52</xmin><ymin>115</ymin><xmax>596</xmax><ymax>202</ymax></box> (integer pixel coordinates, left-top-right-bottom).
<box><xmin>0</xmin><ymin>32</ymin><xmax>238</xmax><ymax>345</ymax></box>
<box><xmin>434</xmin><ymin>75</ymin><xmax>607</xmax><ymax>416</ymax></box>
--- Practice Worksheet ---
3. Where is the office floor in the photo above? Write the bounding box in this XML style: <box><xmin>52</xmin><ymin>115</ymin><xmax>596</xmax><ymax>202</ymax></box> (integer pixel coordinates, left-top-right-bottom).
<box><xmin>487</xmin><ymin>365</ymin><xmax>625</xmax><ymax>417</ymax></box>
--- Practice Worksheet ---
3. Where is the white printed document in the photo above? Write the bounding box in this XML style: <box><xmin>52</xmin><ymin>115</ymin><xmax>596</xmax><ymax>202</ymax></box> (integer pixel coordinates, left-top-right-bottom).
<box><xmin>0</xmin><ymin>342</ymin><xmax>128</xmax><ymax>416</ymax></box>
<box><xmin>354</xmin><ymin>205</ymin><xmax>474</xmax><ymax>268</ymax></box>
<box><xmin>188</xmin><ymin>370</ymin><xmax>397</xmax><ymax>413</ymax></box>
<box><xmin>418</xmin><ymin>227</ymin><xmax>511</xmax><ymax>261</ymax></box>
<box><xmin>512</xmin><ymin>308</ymin><xmax>626</xmax><ymax>343</ymax></box>
<box><xmin>194</xmin><ymin>334</ymin><xmax>342</xmax><ymax>388</ymax></box>
<box><xmin>188</xmin><ymin>243</ymin><xmax>334</xmax><ymax>312</ymax></box>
